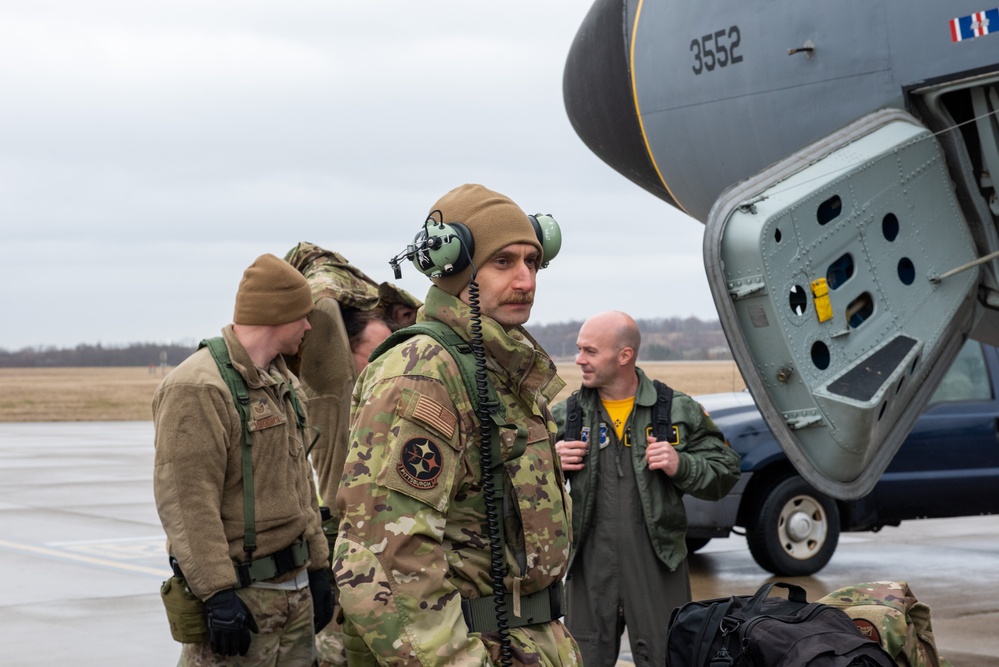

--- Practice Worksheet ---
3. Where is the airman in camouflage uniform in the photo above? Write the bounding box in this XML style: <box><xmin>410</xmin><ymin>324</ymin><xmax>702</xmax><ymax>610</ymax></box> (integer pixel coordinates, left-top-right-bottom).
<box><xmin>333</xmin><ymin>184</ymin><xmax>581</xmax><ymax>666</ymax></box>
<box><xmin>283</xmin><ymin>242</ymin><xmax>420</xmax><ymax>667</ymax></box>
<box><xmin>818</xmin><ymin>581</ymin><xmax>953</xmax><ymax>667</ymax></box>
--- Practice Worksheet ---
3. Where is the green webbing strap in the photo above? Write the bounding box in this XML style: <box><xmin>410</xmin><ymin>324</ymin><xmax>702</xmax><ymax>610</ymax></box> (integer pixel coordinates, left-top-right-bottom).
<box><xmin>373</xmin><ymin>321</ymin><xmax>502</xmax><ymax>424</ymax></box>
<box><xmin>200</xmin><ymin>337</ymin><xmax>257</xmax><ymax>556</ymax></box>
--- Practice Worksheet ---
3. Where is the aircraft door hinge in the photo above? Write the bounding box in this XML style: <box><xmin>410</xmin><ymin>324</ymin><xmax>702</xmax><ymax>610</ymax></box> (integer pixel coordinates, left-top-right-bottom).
<box><xmin>728</xmin><ymin>275</ymin><xmax>767</xmax><ymax>299</ymax></box>
<box><xmin>783</xmin><ymin>409</ymin><xmax>823</xmax><ymax>431</ymax></box>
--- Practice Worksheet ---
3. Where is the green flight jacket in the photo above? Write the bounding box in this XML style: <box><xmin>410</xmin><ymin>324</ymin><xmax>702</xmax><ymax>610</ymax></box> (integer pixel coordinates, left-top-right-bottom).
<box><xmin>552</xmin><ymin>368</ymin><xmax>741</xmax><ymax>572</ymax></box>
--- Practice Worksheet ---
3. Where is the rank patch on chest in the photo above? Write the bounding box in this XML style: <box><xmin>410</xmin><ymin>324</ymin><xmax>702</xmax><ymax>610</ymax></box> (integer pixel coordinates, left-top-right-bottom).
<box><xmin>397</xmin><ymin>438</ymin><xmax>444</xmax><ymax>489</ymax></box>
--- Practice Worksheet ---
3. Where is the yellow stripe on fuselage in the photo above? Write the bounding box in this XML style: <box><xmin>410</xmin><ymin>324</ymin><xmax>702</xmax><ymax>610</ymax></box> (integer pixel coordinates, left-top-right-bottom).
<box><xmin>629</xmin><ymin>0</ymin><xmax>690</xmax><ymax>215</ymax></box>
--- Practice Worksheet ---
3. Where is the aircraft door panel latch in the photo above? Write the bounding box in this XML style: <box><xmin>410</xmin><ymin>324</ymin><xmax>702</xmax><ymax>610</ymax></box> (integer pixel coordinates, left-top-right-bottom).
<box><xmin>811</xmin><ymin>278</ymin><xmax>833</xmax><ymax>322</ymax></box>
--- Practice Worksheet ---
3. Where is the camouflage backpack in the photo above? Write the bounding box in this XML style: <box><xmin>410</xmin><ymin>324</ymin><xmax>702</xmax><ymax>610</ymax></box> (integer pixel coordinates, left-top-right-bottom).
<box><xmin>283</xmin><ymin>241</ymin><xmax>422</xmax><ymax>314</ymax></box>
<box><xmin>817</xmin><ymin>581</ymin><xmax>952</xmax><ymax>667</ymax></box>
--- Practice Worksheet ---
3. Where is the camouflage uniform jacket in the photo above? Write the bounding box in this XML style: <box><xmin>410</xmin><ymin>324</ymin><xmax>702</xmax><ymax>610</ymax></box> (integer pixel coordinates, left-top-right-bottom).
<box><xmin>551</xmin><ymin>368</ymin><xmax>741</xmax><ymax>572</ymax></box>
<box><xmin>153</xmin><ymin>324</ymin><xmax>329</xmax><ymax>600</ymax></box>
<box><xmin>284</xmin><ymin>241</ymin><xmax>422</xmax><ymax>509</ymax></box>
<box><xmin>334</xmin><ymin>287</ymin><xmax>579</xmax><ymax>666</ymax></box>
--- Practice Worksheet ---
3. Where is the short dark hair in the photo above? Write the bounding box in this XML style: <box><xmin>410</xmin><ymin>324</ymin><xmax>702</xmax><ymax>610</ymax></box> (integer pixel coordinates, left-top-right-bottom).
<box><xmin>341</xmin><ymin>307</ymin><xmax>389</xmax><ymax>352</ymax></box>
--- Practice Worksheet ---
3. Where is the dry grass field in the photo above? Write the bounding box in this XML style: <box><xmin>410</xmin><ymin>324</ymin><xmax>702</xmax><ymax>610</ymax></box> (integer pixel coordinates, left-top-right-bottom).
<box><xmin>0</xmin><ymin>367</ymin><xmax>165</xmax><ymax>422</ymax></box>
<box><xmin>0</xmin><ymin>361</ymin><xmax>746</xmax><ymax>422</ymax></box>
<box><xmin>551</xmin><ymin>360</ymin><xmax>745</xmax><ymax>404</ymax></box>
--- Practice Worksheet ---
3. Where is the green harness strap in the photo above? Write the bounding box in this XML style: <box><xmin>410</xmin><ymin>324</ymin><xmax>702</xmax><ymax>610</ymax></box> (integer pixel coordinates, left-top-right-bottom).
<box><xmin>201</xmin><ymin>338</ymin><xmax>258</xmax><ymax>556</ymax></box>
<box><xmin>200</xmin><ymin>338</ymin><xmax>314</xmax><ymax>558</ymax></box>
<box><xmin>373</xmin><ymin>321</ymin><xmax>502</xmax><ymax>427</ymax></box>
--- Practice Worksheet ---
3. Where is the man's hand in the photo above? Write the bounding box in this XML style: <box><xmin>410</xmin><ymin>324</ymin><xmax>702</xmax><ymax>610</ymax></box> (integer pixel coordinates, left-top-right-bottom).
<box><xmin>556</xmin><ymin>439</ymin><xmax>588</xmax><ymax>472</ymax></box>
<box><xmin>645</xmin><ymin>436</ymin><xmax>680</xmax><ymax>476</ymax></box>
<box><xmin>308</xmin><ymin>567</ymin><xmax>336</xmax><ymax>633</ymax></box>
<box><xmin>204</xmin><ymin>588</ymin><xmax>258</xmax><ymax>657</ymax></box>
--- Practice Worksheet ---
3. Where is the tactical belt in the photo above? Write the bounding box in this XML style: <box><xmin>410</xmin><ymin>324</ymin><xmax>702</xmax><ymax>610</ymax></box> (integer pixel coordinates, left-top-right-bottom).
<box><xmin>233</xmin><ymin>540</ymin><xmax>310</xmax><ymax>589</ymax></box>
<box><xmin>461</xmin><ymin>581</ymin><xmax>564</xmax><ymax>634</ymax></box>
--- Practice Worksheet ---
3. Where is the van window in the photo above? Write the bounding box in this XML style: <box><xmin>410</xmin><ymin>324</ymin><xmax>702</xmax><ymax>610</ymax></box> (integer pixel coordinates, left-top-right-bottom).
<box><xmin>929</xmin><ymin>341</ymin><xmax>992</xmax><ymax>404</ymax></box>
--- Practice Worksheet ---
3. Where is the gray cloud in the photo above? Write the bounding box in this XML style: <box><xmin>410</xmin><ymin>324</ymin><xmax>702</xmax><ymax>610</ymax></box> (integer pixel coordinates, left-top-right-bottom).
<box><xmin>0</xmin><ymin>1</ymin><xmax>714</xmax><ymax>350</ymax></box>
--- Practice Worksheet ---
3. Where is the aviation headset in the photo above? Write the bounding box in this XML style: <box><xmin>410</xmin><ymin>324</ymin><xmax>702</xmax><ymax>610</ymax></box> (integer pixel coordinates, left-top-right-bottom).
<box><xmin>390</xmin><ymin>212</ymin><xmax>562</xmax><ymax>280</ymax></box>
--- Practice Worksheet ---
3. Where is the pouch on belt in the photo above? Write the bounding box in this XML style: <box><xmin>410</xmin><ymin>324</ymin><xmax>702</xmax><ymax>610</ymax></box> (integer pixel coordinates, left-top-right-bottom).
<box><xmin>160</xmin><ymin>574</ymin><xmax>208</xmax><ymax>644</ymax></box>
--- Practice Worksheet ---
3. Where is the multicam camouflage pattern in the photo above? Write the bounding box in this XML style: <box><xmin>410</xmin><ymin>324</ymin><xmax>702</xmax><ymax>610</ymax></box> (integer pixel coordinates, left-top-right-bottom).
<box><xmin>178</xmin><ymin>586</ymin><xmax>314</xmax><ymax>666</ymax></box>
<box><xmin>333</xmin><ymin>286</ymin><xmax>580</xmax><ymax>666</ymax></box>
<box><xmin>284</xmin><ymin>242</ymin><xmax>422</xmax><ymax>314</ymax></box>
<box><xmin>284</xmin><ymin>241</ymin><xmax>423</xmax><ymax>666</ymax></box>
<box><xmin>817</xmin><ymin>581</ymin><xmax>953</xmax><ymax>667</ymax></box>
<box><xmin>284</xmin><ymin>242</ymin><xmax>381</xmax><ymax>310</ymax></box>
<box><xmin>315</xmin><ymin>604</ymin><xmax>347</xmax><ymax>667</ymax></box>
<box><xmin>378</xmin><ymin>281</ymin><xmax>422</xmax><ymax>311</ymax></box>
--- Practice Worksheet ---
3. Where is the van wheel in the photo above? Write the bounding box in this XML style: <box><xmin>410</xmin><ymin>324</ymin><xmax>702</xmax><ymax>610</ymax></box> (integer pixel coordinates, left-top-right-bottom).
<box><xmin>746</xmin><ymin>475</ymin><xmax>839</xmax><ymax>576</ymax></box>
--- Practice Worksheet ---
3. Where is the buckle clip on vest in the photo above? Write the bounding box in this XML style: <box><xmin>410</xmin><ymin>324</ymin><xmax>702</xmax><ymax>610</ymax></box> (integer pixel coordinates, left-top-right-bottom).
<box><xmin>461</xmin><ymin>581</ymin><xmax>564</xmax><ymax>633</ymax></box>
<box><xmin>233</xmin><ymin>540</ymin><xmax>310</xmax><ymax>589</ymax></box>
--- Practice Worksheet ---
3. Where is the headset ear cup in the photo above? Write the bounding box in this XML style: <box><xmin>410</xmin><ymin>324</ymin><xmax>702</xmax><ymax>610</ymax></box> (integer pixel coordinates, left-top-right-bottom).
<box><xmin>529</xmin><ymin>214</ymin><xmax>562</xmax><ymax>268</ymax></box>
<box><xmin>447</xmin><ymin>222</ymin><xmax>473</xmax><ymax>274</ymax></box>
<box><xmin>410</xmin><ymin>221</ymin><xmax>474</xmax><ymax>277</ymax></box>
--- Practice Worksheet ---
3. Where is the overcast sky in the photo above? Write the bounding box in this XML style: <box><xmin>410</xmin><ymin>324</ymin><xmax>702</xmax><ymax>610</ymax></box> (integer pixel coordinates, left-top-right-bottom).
<box><xmin>0</xmin><ymin>1</ymin><xmax>714</xmax><ymax>350</ymax></box>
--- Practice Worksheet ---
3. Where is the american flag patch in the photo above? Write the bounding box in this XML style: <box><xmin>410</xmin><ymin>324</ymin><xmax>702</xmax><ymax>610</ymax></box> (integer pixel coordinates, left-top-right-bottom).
<box><xmin>951</xmin><ymin>8</ymin><xmax>999</xmax><ymax>42</ymax></box>
<box><xmin>413</xmin><ymin>395</ymin><xmax>456</xmax><ymax>439</ymax></box>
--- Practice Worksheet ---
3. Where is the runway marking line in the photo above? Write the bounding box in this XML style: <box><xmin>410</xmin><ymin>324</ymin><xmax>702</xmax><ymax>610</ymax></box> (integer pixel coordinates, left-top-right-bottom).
<box><xmin>0</xmin><ymin>538</ymin><xmax>171</xmax><ymax>577</ymax></box>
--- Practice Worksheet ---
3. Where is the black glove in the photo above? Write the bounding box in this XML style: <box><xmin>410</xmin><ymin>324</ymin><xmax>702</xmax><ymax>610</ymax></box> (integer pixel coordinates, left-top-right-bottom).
<box><xmin>204</xmin><ymin>588</ymin><xmax>259</xmax><ymax>656</ymax></box>
<box><xmin>308</xmin><ymin>567</ymin><xmax>336</xmax><ymax>633</ymax></box>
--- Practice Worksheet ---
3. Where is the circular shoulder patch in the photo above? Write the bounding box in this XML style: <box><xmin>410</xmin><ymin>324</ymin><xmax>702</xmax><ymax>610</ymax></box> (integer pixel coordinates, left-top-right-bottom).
<box><xmin>852</xmin><ymin>618</ymin><xmax>881</xmax><ymax>645</ymax></box>
<box><xmin>397</xmin><ymin>438</ymin><xmax>444</xmax><ymax>489</ymax></box>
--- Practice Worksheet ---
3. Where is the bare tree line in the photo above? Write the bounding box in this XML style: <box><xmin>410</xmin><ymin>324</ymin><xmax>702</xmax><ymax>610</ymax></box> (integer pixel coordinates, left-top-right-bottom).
<box><xmin>0</xmin><ymin>342</ymin><xmax>198</xmax><ymax>368</ymax></box>
<box><xmin>0</xmin><ymin>317</ymin><xmax>729</xmax><ymax>367</ymax></box>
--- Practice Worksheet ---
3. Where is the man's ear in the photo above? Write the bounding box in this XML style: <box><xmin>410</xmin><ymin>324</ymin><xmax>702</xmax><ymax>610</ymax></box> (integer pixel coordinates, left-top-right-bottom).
<box><xmin>618</xmin><ymin>346</ymin><xmax>635</xmax><ymax>366</ymax></box>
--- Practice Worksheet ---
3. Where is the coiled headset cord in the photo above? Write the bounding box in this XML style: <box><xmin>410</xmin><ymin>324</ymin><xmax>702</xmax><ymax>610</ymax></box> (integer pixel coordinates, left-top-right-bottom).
<box><xmin>466</xmin><ymin>278</ymin><xmax>513</xmax><ymax>667</ymax></box>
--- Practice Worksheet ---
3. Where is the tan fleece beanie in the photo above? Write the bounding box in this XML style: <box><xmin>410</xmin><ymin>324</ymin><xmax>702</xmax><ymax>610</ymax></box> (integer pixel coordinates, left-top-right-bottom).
<box><xmin>233</xmin><ymin>254</ymin><xmax>314</xmax><ymax>325</ymax></box>
<box><xmin>428</xmin><ymin>184</ymin><xmax>542</xmax><ymax>296</ymax></box>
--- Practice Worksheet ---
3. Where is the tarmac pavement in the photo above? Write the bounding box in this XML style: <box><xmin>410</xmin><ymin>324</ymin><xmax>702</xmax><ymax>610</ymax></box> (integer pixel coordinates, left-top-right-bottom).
<box><xmin>2</xmin><ymin>421</ymin><xmax>998</xmax><ymax>666</ymax></box>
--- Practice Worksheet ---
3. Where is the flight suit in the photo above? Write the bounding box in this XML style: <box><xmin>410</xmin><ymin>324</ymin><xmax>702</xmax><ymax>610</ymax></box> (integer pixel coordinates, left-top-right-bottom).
<box><xmin>552</xmin><ymin>369</ymin><xmax>741</xmax><ymax>667</ymax></box>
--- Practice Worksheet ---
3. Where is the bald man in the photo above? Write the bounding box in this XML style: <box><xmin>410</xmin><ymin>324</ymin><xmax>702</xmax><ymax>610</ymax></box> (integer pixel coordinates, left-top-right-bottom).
<box><xmin>551</xmin><ymin>311</ymin><xmax>741</xmax><ymax>667</ymax></box>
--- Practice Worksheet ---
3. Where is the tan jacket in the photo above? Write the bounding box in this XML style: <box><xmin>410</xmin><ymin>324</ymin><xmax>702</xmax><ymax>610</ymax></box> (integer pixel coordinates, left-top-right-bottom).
<box><xmin>153</xmin><ymin>324</ymin><xmax>329</xmax><ymax>600</ymax></box>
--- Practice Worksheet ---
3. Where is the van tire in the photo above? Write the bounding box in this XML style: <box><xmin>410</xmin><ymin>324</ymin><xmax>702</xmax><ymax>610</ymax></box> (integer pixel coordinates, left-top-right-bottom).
<box><xmin>746</xmin><ymin>475</ymin><xmax>839</xmax><ymax>576</ymax></box>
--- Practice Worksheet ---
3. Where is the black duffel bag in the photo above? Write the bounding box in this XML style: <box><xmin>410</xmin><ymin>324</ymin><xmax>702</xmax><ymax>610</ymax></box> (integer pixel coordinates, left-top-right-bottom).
<box><xmin>665</xmin><ymin>582</ymin><xmax>895</xmax><ymax>667</ymax></box>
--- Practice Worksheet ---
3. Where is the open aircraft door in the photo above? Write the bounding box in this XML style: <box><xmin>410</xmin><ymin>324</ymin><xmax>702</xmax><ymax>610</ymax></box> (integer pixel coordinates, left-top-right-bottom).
<box><xmin>704</xmin><ymin>109</ymin><xmax>980</xmax><ymax>499</ymax></box>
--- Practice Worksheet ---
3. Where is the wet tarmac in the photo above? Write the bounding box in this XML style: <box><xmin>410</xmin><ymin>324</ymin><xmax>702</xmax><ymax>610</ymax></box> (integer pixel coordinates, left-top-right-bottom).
<box><xmin>1</xmin><ymin>421</ymin><xmax>997</xmax><ymax>666</ymax></box>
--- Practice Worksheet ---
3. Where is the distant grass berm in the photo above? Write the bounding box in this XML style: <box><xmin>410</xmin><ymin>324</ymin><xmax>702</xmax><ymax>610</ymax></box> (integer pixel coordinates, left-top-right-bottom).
<box><xmin>1</xmin><ymin>361</ymin><xmax>745</xmax><ymax>422</ymax></box>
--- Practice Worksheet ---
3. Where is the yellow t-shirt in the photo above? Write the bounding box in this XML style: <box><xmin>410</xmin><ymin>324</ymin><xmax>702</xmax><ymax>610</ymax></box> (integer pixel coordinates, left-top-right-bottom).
<box><xmin>601</xmin><ymin>396</ymin><xmax>635</xmax><ymax>442</ymax></box>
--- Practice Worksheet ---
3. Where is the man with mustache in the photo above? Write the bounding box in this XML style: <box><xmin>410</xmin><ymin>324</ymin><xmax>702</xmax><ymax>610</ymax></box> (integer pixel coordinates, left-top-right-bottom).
<box><xmin>333</xmin><ymin>184</ymin><xmax>581</xmax><ymax>666</ymax></box>
<box><xmin>152</xmin><ymin>253</ymin><xmax>335</xmax><ymax>665</ymax></box>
